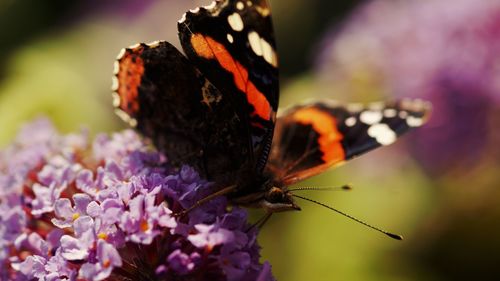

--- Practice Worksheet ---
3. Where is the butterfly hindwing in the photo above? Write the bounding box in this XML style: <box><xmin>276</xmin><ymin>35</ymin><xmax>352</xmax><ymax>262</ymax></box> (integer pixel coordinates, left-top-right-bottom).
<box><xmin>267</xmin><ymin>99</ymin><xmax>431</xmax><ymax>185</ymax></box>
<box><xmin>178</xmin><ymin>0</ymin><xmax>279</xmax><ymax>172</ymax></box>
<box><xmin>112</xmin><ymin>41</ymin><xmax>251</xmax><ymax>182</ymax></box>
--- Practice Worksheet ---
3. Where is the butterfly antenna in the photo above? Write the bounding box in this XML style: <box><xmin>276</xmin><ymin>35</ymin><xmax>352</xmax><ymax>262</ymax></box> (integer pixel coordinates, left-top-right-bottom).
<box><xmin>288</xmin><ymin>184</ymin><xmax>353</xmax><ymax>192</ymax></box>
<box><xmin>291</xmin><ymin>194</ymin><xmax>403</xmax><ymax>240</ymax></box>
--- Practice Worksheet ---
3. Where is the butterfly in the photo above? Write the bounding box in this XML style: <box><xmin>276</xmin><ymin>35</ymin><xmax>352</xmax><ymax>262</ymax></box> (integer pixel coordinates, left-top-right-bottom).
<box><xmin>111</xmin><ymin>0</ymin><xmax>430</xmax><ymax>237</ymax></box>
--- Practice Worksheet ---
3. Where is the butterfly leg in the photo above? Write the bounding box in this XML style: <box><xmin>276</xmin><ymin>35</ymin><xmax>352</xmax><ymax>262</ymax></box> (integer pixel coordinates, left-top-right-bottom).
<box><xmin>246</xmin><ymin>212</ymin><xmax>273</xmax><ymax>232</ymax></box>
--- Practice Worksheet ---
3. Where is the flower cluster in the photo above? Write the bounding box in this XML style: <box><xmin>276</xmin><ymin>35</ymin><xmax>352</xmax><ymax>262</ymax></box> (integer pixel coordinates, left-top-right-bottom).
<box><xmin>0</xmin><ymin>118</ymin><xmax>273</xmax><ymax>281</ymax></box>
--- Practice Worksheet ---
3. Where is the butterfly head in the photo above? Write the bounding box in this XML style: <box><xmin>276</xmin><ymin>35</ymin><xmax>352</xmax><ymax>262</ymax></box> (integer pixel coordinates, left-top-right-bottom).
<box><xmin>260</xmin><ymin>186</ymin><xmax>301</xmax><ymax>213</ymax></box>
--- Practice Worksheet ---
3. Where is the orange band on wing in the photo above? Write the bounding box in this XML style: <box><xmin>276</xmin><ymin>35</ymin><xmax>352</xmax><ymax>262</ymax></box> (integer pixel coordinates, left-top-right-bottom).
<box><xmin>190</xmin><ymin>33</ymin><xmax>272</xmax><ymax>121</ymax></box>
<box><xmin>292</xmin><ymin>107</ymin><xmax>345</xmax><ymax>163</ymax></box>
<box><xmin>117</xmin><ymin>50</ymin><xmax>144</xmax><ymax>114</ymax></box>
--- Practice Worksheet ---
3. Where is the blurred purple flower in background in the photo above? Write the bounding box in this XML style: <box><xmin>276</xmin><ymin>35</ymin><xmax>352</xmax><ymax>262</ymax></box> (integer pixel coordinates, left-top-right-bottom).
<box><xmin>0</xmin><ymin>118</ymin><xmax>274</xmax><ymax>281</ymax></box>
<box><xmin>315</xmin><ymin>1</ymin><xmax>500</xmax><ymax>279</ymax></box>
<box><xmin>317</xmin><ymin>0</ymin><xmax>500</xmax><ymax>176</ymax></box>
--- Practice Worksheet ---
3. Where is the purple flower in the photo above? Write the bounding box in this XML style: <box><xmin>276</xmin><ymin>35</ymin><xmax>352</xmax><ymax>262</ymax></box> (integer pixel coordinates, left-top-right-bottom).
<box><xmin>45</xmin><ymin>250</ymin><xmax>77</xmax><ymax>280</ymax></box>
<box><xmin>167</xmin><ymin>249</ymin><xmax>201</xmax><ymax>275</ymax></box>
<box><xmin>256</xmin><ymin>262</ymin><xmax>274</xmax><ymax>281</ymax></box>
<box><xmin>52</xmin><ymin>193</ymin><xmax>92</xmax><ymax>228</ymax></box>
<box><xmin>15</xmin><ymin>255</ymin><xmax>47</xmax><ymax>279</ymax></box>
<box><xmin>120</xmin><ymin>193</ymin><xmax>174</xmax><ymax>244</ymax></box>
<box><xmin>188</xmin><ymin>224</ymin><xmax>235</xmax><ymax>250</ymax></box>
<box><xmin>317</xmin><ymin>0</ymin><xmax>500</xmax><ymax>176</ymax></box>
<box><xmin>0</xmin><ymin>118</ymin><xmax>274</xmax><ymax>280</ymax></box>
<box><xmin>31</xmin><ymin>182</ymin><xmax>68</xmax><ymax>216</ymax></box>
<box><xmin>60</xmin><ymin>219</ymin><xmax>96</xmax><ymax>260</ymax></box>
<box><xmin>79</xmin><ymin>240</ymin><xmax>123</xmax><ymax>281</ymax></box>
<box><xmin>219</xmin><ymin>249</ymin><xmax>251</xmax><ymax>281</ymax></box>
<box><xmin>37</xmin><ymin>155</ymin><xmax>82</xmax><ymax>187</ymax></box>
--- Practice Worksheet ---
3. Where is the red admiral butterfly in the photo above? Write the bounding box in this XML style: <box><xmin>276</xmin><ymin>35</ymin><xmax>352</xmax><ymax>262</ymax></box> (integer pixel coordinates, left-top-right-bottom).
<box><xmin>111</xmin><ymin>0</ymin><xmax>430</xmax><ymax>238</ymax></box>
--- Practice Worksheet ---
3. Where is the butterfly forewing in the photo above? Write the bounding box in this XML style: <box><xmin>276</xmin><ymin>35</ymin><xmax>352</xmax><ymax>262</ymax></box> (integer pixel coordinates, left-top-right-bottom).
<box><xmin>178</xmin><ymin>0</ymin><xmax>279</xmax><ymax>172</ymax></box>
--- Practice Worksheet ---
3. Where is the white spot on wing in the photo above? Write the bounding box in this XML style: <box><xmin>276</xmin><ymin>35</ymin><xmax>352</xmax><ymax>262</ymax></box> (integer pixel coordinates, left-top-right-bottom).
<box><xmin>236</xmin><ymin>1</ymin><xmax>244</xmax><ymax>10</ymax></box>
<box><xmin>146</xmin><ymin>40</ymin><xmax>160</xmax><ymax>48</ymax></box>
<box><xmin>129</xmin><ymin>118</ymin><xmax>138</xmax><ymax>127</ymax></box>
<box><xmin>227</xmin><ymin>33</ymin><xmax>234</xmax><ymax>43</ymax></box>
<box><xmin>367</xmin><ymin>124</ymin><xmax>397</xmax><ymax>146</ymax></box>
<box><xmin>383</xmin><ymin>108</ymin><xmax>397</xmax><ymax>118</ymax></box>
<box><xmin>179</xmin><ymin>13</ymin><xmax>187</xmax><ymax>23</ymax></box>
<box><xmin>111</xmin><ymin>76</ymin><xmax>119</xmax><ymax>91</ymax></box>
<box><xmin>204</xmin><ymin>1</ymin><xmax>217</xmax><ymax>10</ymax></box>
<box><xmin>359</xmin><ymin>110</ymin><xmax>383</xmax><ymax>125</ymax></box>
<box><xmin>407</xmin><ymin>116</ymin><xmax>424</xmax><ymax>127</ymax></box>
<box><xmin>247</xmin><ymin>31</ymin><xmax>278</xmax><ymax>67</ymax></box>
<box><xmin>128</xmin><ymin>43</ymin><xmax>140</xmax><ymax>50</ymax></box>
<box><xmin>112</xmin><ymin>92</ymin><xmax>121</xmax><ymax>107</ymax></box>
<box><xmin>113</xmin><ymin>61</ymin><xmax>120</xmax><ymax>75</ymax></box>
<box><xmin>116</xmin><ymin>48</ymin><xmax>126</xmax><ymax>60</ymax></box>
<box><xmin>228</xmin><ymin>13</ymin><xmax>244</xmax><ymax>32</ymax></box>
<box><xmin>246</xmin><ymin>1</ymin><xmax>253</xmax><ymax>6</ymax></box>
<box><xmin>345</xmin><ymin>117</ymin><xmax>357</xmax><ymax>127</ymax></box>
<box><xmin>261</xmin><ymin>38</ymin><xmax>277</xmax><ymax>67</ymax></box>
<box><xmin>114</xmin><ymin>109</ymin><xmax>137</xmax><ymax>127</ymax></box>
<box><xmin>248</xmin><ymin>31</ymin><xmax>263</xmax><ymax>56</ymax></box>
<box><xmin>190</xmin><ymin>7</ymin><xmax>200</xmax><ymax>13</ymax></box>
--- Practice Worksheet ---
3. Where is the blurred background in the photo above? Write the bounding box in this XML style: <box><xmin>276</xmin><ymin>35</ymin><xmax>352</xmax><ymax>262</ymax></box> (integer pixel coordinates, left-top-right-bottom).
<box><xmin>1</xmin><ymin>0</ymin><xmax>499</xmax><ymax>280</ymax></box>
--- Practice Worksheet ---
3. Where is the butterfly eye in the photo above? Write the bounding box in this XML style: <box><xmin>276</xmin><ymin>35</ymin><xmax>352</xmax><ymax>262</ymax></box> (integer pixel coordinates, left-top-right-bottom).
<box><xmin>265</xmin><ymin>187</ymin><xmax>285</xmax><ymax>203</ymax></box>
